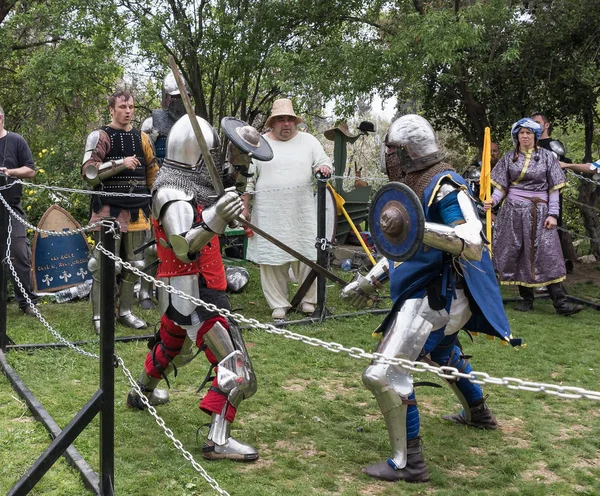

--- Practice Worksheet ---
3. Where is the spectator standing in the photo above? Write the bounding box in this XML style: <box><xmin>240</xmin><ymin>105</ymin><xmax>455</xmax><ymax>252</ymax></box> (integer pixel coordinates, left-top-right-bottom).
<box><xmin>82</xmin><ymin>89</ymin><xmax>158</xmax><ymax>333</ymax></box>
<box><xmin>530</xmin><ymin>112</ymin><xmax>577</xmax><ymax>272</ymax></box>
<box><xmin>484</xmin><ymin>118</ymin><xmax>583</xmax><ymax>315</ymax></box>
<box><xmin>491</xmin><ymin>141</ymin><xmax>500</xmax><ymax>168</ymax></box>
<box><xmin>243</xmin><ymin>98</ymin><xmax>332</xmax><ymax>320</ymax></box>
<box><xmin>0</xmin><ymin>105</ymin><xmax>39</xmax><ymax>316</ymax></box>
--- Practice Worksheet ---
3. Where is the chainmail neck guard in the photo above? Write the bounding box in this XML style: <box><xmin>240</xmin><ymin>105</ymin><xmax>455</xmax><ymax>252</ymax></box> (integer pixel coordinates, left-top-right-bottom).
<box><xmin>386</xmin><ymin>152</ymin><xmax>455</xmax><ymax>201</ymax></box>
<box><xmin>152</xmin><ymin>161</ymin><xmax>219</xmax><ymax>207</ymax></box>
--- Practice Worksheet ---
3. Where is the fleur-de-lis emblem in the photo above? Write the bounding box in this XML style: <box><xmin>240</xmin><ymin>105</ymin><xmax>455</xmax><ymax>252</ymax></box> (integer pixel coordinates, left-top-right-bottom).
<box><xmin>42</xmin><ymin>274</ymin><xmax>53</xmax><ymax>287</ymax></box>
<box><xmin>59</xmin><ymin>271</ymin><xmax>72</xmax><ymax>282</ymax></box>
<box><xmin>77</xmin><ymin>268</ymin><xmax>88</xmax><ymax>280</ymax></box>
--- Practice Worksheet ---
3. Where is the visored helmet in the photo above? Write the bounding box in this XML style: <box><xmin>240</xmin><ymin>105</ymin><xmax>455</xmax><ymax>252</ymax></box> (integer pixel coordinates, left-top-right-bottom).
<box><xmin>162</xmin><ymin>71</ymin><xmax>191</xmax><ymax>119</ymax></box>
<box><xmin>385</xmin><ymin>114</ymin><xmax>445</xmax><ymax>173</ymax></box>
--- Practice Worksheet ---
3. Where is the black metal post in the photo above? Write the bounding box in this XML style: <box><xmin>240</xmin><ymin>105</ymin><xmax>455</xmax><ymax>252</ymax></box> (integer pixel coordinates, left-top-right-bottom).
<box><xmin>8</xmin><ymin>391</ymin><xmax>104</xmax><ymax>496</ymax></box>
<box><xmin>99</xmin><ymin>219</ymin><xmax>116</xmax><ymax>495</ymax></box>
<box><xmin>316</xmin><ymin>174</ymin><xmax>328</xmax><ymax>319</ymax></box>
<box><xmin>0</xmin><ymin>174</ymin><xmax>8</xmax><ymax>352</ymax></box>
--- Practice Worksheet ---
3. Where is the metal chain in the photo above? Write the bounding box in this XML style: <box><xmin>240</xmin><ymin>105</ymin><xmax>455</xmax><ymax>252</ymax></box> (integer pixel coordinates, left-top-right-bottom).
<box><xmin>95</xmin><ymin>243</ymin><xmax>600</xmax><ymax>402</ymax></box>
<box><xmin>7</xmin><ymin>178</ymin><xmax>152</xmax><ymax>198</ymax></box>
<box><xmin>0</xmin><ymin>193</ymin><xmax>103</xmax><ymax>236</ymax></box>
<box><xmin>4</xmin><ymin>217</ymin><xmax>100</xmax><ymax>359</ymax></box>
<box><xmin>10</xmin><ymin>176</ymin><xmax>320</xmax><ymax>199</ymax></box>
<box><xmin>328</xmin><ymin>173</ymin><xmax>389</xmax><ymax>183</ymax></box>
<box><xmin>245</xmin><ymin>181</ymin><xmax>315</xmax><ymax>197</ymax></box>
<box><xmin>566</xmin><ymin>169</ymin><xmax>600</xmax><ymax>187</ymax></box>
<box><xmin>117</xmin><ymin>357</ymin><xmax>231</xmax><ymax>496</ymax></box>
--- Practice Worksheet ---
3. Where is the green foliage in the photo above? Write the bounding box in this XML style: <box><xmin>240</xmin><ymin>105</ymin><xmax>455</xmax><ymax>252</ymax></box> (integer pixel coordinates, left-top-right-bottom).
<box><xmin>1</xmin><ymin>1</ymin><xmax>128</xmax><ymax>208</ymax></box>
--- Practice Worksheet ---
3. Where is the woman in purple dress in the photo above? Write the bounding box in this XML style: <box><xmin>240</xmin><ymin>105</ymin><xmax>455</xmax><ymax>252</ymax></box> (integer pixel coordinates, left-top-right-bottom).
<box><xmin>484</xmin><ymin>118</ymin><xmax>583</xmax><ymax>316</ymax></box>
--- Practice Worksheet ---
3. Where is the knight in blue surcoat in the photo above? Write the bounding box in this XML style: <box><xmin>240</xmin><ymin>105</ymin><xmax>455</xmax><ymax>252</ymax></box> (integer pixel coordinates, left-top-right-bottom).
<box><xmin>341</xmin><ymin>114</ymin><xmax>521</xmax><ymax>483</ymax></box>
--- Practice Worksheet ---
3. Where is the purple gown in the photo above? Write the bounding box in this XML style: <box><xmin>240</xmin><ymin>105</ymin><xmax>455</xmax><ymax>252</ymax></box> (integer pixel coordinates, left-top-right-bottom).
<box><xmin>491</xmin><ymin>147</ymin><xmax>567</xmax><ymax>287</ymax></box>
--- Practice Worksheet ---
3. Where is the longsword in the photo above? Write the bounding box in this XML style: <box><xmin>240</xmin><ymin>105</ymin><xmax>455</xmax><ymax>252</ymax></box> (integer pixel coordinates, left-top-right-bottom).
<box><xmin>167</xmin><ymin>56</ymin><xmax>348</xmax><ymax>288</ymax></box>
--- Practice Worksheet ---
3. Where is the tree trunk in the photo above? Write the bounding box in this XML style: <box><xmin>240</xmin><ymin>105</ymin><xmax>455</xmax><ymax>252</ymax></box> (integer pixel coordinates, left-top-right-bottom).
<box><xmin>577</xmin><ymin>107</ymin><xmax>600</xmax><ymax>259</ymax></box>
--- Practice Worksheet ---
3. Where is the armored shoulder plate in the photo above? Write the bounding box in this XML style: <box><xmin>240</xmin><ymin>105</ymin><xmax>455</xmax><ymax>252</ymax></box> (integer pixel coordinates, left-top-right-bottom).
<box><xmin>152</xmin><ymin>187</ymin><xmax>194</xmax><ymax>219</ymax></box>
<box><xmin>549</xmin><ymin>140</ymin><xmax>565</xmax><ymax>158</ymax></box>
<box><xmin>82</xmin><ymin>130</ymin><xmax>101</xmax><ymax>165</ymax></box>
<box><xmin>141</xmin><ymin>116</ymin><xmax>153</xmax><ymax>134</ymax></box>
<box><xmin>433</xmin><ymin>179</ymin><xmax>460</xmax><ymax>203</ymax></box>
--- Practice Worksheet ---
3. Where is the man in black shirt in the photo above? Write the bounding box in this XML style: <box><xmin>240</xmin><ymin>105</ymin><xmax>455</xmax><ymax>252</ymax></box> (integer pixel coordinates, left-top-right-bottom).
<box><xmin>0</xmin><ymin>105</ymin><xmax>39</xmax><ymax>315</ymax></box>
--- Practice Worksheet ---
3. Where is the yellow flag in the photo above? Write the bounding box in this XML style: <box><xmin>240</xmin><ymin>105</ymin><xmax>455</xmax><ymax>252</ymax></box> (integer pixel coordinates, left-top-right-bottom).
<box><xmin>480</xmin><ymin>128</ymin><xmax>491</xmax><ymax>203</ymax></box>
<box><xmin>480</xmin><ymin>128</ymin><xmax>493</xmax><ymax>248</ymax></box>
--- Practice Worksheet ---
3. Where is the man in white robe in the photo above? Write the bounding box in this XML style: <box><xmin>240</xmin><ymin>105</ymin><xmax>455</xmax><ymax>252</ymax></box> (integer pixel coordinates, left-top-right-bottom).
<box><xmin>243</xmin><ymin>99</ymin><xmax>331</xmax><ymax>320</ymax></box>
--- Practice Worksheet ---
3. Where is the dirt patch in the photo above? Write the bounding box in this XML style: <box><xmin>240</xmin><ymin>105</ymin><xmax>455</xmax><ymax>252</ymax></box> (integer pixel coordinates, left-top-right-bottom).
<box><xmin>555</xmin><ymin>423</ymin><xmax>592</xmax><ymax>441</ymax></box>
<box><xmin>450</xmin><ymin>463</ymin><xmax>482</xmax><ymax>478</ymax></box>
<box><xmin>321</xmin><ymin>376</ymin><xmax>356</xmax><ymax>400</ymax></box>
<box><xmin>11</xmin><ymin>416</ymin><xmax>33</xmax><ymax>423</ymax></box>
<box><xmin>521</xmin><ymin>461</ymin><xmax>562</xmax><ymax>484</ymax></box>
<box><xmin>573</xmin><ymin>456</ymin><xmax>600</xmax><ymax>470</ymax></box>
<box><xmin>281</xmin><ymin>380</ymin><xmax>306</xmax><ymax>393</ymax></box>
<box><xmin>564</xmin><ymin>261</ymin><xmax>600</xmax><ymax>288</ymax></box>
<box><xmin>417</xmin><ymin>396</ymin><xmax>446</xmax><ymax>417</ymax></box>
<box><xmin>470</xmin><ymin>446</ymin><xmax>486</xmax><ymax>456</ymax></box>
<box><xmin>500</xmin><ymin>417</ymin><xmax>531</xmax><ymax>448</ymax></box>
<box><xmin>274</xmin><ymin>439</ymin><xmax>320</xmax><ymax>457</ymax></box>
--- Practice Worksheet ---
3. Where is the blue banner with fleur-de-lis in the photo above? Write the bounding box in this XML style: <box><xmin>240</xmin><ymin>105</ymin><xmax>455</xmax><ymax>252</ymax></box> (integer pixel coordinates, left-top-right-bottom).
<box><xmin>32</xmin><ymin>205</ymin><xmax>91</xmax><ymax>293</ymax></box>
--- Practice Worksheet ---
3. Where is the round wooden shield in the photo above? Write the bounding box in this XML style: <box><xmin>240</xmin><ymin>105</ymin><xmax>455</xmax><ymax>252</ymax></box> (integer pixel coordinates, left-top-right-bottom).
<box><xmin>369</xmin><ymin>182</ymin><xmax>425</xmax><ymax>261</ymax></box>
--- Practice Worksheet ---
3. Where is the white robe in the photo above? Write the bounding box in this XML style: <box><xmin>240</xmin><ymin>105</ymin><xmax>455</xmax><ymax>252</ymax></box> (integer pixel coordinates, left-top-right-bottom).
<box><xmin>246</xmin><ymin>132</ymin><xmax>331</xmax><ymax>265</ymax></box>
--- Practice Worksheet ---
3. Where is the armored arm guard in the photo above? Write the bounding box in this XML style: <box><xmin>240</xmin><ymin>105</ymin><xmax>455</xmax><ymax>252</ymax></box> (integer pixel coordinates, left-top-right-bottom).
<box><xmin>423</xmin><ymin>183</ymin><xmax>484</xmax><ymax>261</ymax></box>
<box><xmin>160</xmin><ymin>188</ymin><xmax>243</xmax><ymax>262</ymax></box>
<box><xmin>341</xmin><ymin>258</ymin><xmax>389</xmax><ymax>308</ymax></box>
<box><xmin>82</xmin><ymin>130</ymin><xmax>128</xmax><ymax>186</ymax></box>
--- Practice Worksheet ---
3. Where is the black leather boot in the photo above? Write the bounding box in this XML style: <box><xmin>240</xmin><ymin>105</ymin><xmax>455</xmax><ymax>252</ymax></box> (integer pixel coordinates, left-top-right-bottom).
<box><xmin>362</xmin><ymin>438</ymin><xmax>430</xmax><ymax>483</ymax></box>
<box><xmin>442</xmin><ymin>396</ymin><xmax>498</xmax><ymax>429</ymax></box>
<box><xmin>547</xmin><ymin>283</ymin><xmax>583</xmax><ymax>316</ymax></box>
<box><xmin>514</xmin><ymin>286</ymin><xmax>534</xmax><ymax>312</ymax></box>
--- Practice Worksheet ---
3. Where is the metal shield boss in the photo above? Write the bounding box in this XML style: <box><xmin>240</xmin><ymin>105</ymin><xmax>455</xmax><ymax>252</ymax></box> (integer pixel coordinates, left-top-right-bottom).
<box><xmin>221</xmin><ymin>117</ymin><xmax>274</xmax><ymax>161</ymax></box>
<box><xmin>369</xmin><ymin>182</ymin><xmax>425</xmax><ymax>261</ymax></box>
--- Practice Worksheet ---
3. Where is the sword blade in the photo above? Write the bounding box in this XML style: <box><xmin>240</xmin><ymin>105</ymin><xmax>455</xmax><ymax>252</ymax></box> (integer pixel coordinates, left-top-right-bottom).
<box><xmin>238</xmin><ymin>218</ymin><xmax>348</xmax><ymax>287</ymax></box>
<box><xmin>167</xmin><ymin>56</ymin><xmax>224</xmax><ymax>195</ymax></box>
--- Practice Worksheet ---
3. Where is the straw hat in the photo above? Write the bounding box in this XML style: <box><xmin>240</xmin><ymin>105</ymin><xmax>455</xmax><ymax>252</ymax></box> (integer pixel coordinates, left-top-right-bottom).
<box><xmin>265</xmin><ymin>98</ymin><xmax>303</xmax><ymax>128</ymax></box>
<box><xmin>324</xmin><ymin>122</ymin><xmax>359</xmax><ymax>141</ymax></box>
<box><xmin>324</xmin><ymin>121</ymin><xmax>376</xmax><ymax>141</ymax></box>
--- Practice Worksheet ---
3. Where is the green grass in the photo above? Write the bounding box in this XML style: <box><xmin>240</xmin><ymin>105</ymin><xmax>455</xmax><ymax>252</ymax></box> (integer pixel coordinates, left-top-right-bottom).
<box><xmin>1</xmin><ymin>262</ymin><xmax>600</xmax><ymax>495</ymax></box>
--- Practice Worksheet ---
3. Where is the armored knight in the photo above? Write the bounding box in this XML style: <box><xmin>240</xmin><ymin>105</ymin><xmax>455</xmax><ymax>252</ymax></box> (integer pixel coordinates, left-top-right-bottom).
<box><xmin>137</xmin><ymin>72</ymin><xmax>192</xmax><ymax>309</ymax></box>
<box><xmin>82</xmin><ymin>88</ymin><xmax>158</xmax><ymax>334</ymax></box>
<box><xmin>127</xmin><ymin>114</ymin><xmax>273</xmax><ymax>462</ymax></box>
<box><xmin>141</xmin><ymin>71</ymin><xmax>191</xmax><ymax>166</ymax></box>
<box><xmin>342</xmin><ymin>114</ymin><xmax>521</xmax><ymax>482</ymax></box>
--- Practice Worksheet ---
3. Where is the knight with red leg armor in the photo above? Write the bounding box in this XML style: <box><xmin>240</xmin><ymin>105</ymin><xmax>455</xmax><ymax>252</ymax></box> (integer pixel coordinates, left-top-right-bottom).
<box><xmin>127</xmin><ymin>114</ymin><xmax>272</xmax><ymax>461</ymax></box>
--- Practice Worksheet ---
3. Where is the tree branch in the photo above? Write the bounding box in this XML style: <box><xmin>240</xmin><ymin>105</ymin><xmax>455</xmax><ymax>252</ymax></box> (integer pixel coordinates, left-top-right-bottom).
<box><xmin>11</xmin><ymin>37</ymin><xmax>64</xmax><ymax>50</ymax></box>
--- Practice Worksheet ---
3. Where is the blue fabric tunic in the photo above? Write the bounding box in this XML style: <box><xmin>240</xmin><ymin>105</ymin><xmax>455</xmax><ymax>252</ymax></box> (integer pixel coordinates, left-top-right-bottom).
<box><xmin>378</xmin><ymin>171</ymin><xmax>519</xmax><ymax>347</ymax></box>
